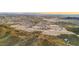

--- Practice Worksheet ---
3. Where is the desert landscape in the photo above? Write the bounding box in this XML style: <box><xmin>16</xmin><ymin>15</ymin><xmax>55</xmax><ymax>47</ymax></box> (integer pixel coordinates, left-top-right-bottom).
<box><xmin>0</xmin><ymin>13</ymin><xmax>79</xmax><ymax>46</ymax></box>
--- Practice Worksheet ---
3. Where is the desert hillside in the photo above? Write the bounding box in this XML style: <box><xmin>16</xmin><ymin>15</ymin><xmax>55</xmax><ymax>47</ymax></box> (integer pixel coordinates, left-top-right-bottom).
<box><xmin>0</xmin><ymin>15</ymin><xmax>79</xmax><ymax>46</ymax></box>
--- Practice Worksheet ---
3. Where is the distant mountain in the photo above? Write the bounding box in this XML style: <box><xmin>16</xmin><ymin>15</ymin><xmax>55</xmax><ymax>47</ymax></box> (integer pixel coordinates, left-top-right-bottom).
<box><xmin>62</xmin><ymin>17</ymin><xmax>79</xmax><ymax>20</ymax></box>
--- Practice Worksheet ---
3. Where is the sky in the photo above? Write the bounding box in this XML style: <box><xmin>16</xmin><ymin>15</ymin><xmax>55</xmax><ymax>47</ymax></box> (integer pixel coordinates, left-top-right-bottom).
<box><xmin>38</xmin><ymin>12</ymin><xmax>79</xmax><ymax>14</ymax></box>
<box><xmin>0</xmin><ymin>12</ymin><xmax>79</xmax><ymax>17</ymax></box>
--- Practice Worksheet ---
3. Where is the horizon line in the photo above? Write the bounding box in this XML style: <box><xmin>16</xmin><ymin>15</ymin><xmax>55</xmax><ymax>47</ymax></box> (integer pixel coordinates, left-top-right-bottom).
<box><xmin>0</xmin><ymin>12</ymin><xmax>79</xmax><ymax>14</ymax></box>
